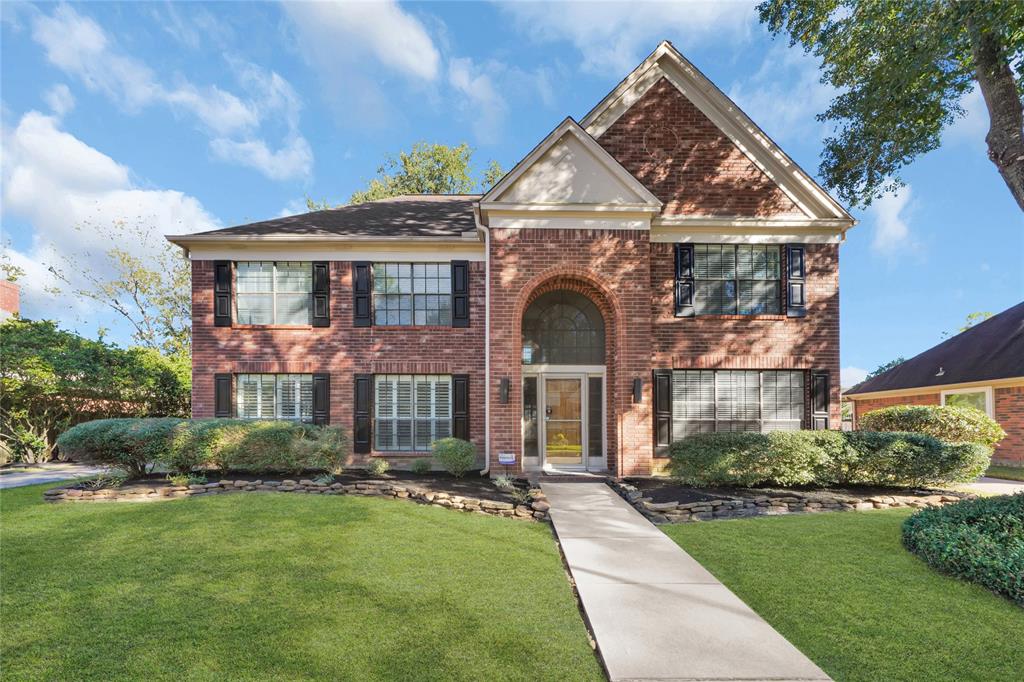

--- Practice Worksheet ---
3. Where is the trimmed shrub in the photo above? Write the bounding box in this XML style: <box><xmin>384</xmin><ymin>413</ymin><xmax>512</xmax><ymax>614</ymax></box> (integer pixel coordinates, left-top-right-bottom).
<box><xmin>902</xmin><ymin>493</ymin><xmax>1024</xmax><ymax>605</ymax></box>
<box><xmin>668</xmin><ymin>430</ymin><xmax>991</xmax><ymax>488</ymax></box>
<box><xmin>432</xmin><ymin>438</ymin><xmax>477</xmax><ymax>478</ymax></box>
<box><xmin>860</xmin><ymin>404</ymin><xmax>1005</xmax><ymax>447</ymax></box>
<box><xmin>57</xmin><ymin>418</ymin><xmax>185</xmax><ymax>478</ymax></box>
<box><xmin>367</xmin><ymin>457</ymin><xmax>390</xmax><ymax>476</ymax></box>
<box><xmin>411</xmin><ymin>457</ymin><xmax>432</xmax><ymax>474</ymax></box>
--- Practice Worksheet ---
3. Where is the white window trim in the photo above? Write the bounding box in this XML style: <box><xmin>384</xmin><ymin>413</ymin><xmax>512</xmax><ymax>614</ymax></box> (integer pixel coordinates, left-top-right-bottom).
<box><xmin>940</xmin><ymin>386</ymin><xmax>994</xmax><ymax>417</ymax></box>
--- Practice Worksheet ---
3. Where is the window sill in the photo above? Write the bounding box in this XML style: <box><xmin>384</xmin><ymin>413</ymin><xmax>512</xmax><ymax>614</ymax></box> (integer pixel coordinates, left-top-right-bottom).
<box><xmin>370</xmin><ymin>452</ymin><xmax>433</xmax><ymax>458</ymax></box>
<box><xmin>368</xmin><ymin>325</ymin><xmax>458</xmax><ymax>331</ymax></box>
<box><xmin>231</xmin><ymin>324</ymin><xmax>314</xmax><ymax>330</ymax></box>
<box><xmin>679</xmin><ymin>314</ymin><xmax>789</xmax><ymax>321</ymax></box>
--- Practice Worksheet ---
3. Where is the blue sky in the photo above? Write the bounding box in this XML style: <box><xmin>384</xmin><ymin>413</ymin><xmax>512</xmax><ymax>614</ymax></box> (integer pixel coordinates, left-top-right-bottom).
<box><xmin>2</xmin><ymin>1</ymin><xmax>1022</xmax><ymax>385</ymax></box>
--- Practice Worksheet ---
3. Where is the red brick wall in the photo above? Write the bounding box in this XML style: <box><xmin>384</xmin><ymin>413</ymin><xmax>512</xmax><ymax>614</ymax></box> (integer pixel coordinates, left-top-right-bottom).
<box><xmin>851</xmin><ymin>393</ymin><xmax>941</xmax><ymax>426</ymax></box>
<box><xmin>995</xmin><ymin>385</ymin><xmax>1024</xmax><ymax>466</ymax></box>
<box><xmin>0</xmin><ymin>280</ymin><xmax>19</xmax><ymax>318</ymax></box>
<box><xmin>487</xmin><ymin>228</ymin><xmax>654</xmax><ymax>476</ymax></box>
<box><xmin>649</xmin><ymin>242</ymin><xmax>842</xmax><ymax>429</ymax></box>
<box><xmin>596</xmin><ymin>77</ymin><xmax>806</xmax><ymax>218</ymax></box>
<box><xmin>191</xmin><ymin>260</ymin><xmax>485</xmax><ymax>465</ymax></box>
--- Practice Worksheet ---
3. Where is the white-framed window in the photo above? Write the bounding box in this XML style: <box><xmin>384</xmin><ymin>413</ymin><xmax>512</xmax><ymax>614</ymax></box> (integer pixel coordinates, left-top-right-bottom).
<box><xmin>372</xmin><ymin>263</ymin><xmax>451</xmax><ymax>326</ymax></box>
<box><xmin>236</xmin><ymin>374</ymin><xmax>313</xmax><ymax>421</ymax></box>
<box><xmin>671</xmin><ymin>370</ymin><xmax>804</xmax><ymax>438</ymax></box>
<box><xmin>941</xmin><ymin>386</ymin><xmax>993</xmax><ymax>417</ymax></box>
<box><xmin>374</xmin><ymin>374</ymin><xmax>452</xmax><ymax>450</ymax></box>
<box><xmin>236</xmin><ymin>261</ymin><xmax>312</xmax><ymax>325</ymax></box>
<box><xmin>693</xmin><ymin>245</ymin><xmax>782</xmax><ymax>315</ymax></box>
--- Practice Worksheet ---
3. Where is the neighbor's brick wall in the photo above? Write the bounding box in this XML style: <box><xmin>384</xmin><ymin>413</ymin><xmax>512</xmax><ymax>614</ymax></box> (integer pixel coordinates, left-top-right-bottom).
<box><xmin>994</xmin><ymin>385</ymin><xmax>1024</xmax><ymax>466</ymax></box>
<box><xmin>191</xmin><ymin>260</ymin><xmax>486</xmax><ymax>464</ymax></box>
<box><xmin>0</xmin><ymin>280</ymin><xmax>19</xmax><ymax>319</ymax></box>
<box><xmin>851</xmin><ymin>393</ymin><xmax>941</xmax><ymax>427</ymax></box>
<box><xmin>596</xmin><ymin>77</ymin><xmax>806</xmax><ymax>218</ymax></box>
<box><xmin>649</xmin><ymin>242</ymin><xmax>842</xmax><ymax>430</ymax></box>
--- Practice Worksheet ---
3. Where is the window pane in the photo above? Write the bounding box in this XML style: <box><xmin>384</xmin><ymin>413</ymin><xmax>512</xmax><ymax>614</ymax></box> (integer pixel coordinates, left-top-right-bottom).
<box><xmin>237</xmin><ymin>294</ymin><xmax>273</xmax><ymax>324</ymax></box>
<box><xmin>738</xmin><ymin>280</ymin><xmax>780</xmax><ymax>315</ymax></box>
<box><xmin>372</xmin><ymin>263</ymin><xmax>451</xmax><ymax>326</ymax></box>
<box><xmin>277</xmin><ymin>294</ymin><xmax>311</xmax><ymax>324</ymax></box>
<box><xmin>945</xmin><ymin>391</ymin><xmax>987</xmax><ymax>413</ymax></box>
<box><xmin>276</xmin><ymin>262</ymin><xmax>311</xmax><ymax>293</ymax></box>
<box><xmin>695</xmin><ymin>280</ymin><xmax>736</xmax><ymax>315</ymax></box>
<box><xmin>236</xmin><ymin>262</ymin><xmax>273</xmax><ymax>293</ymax></box>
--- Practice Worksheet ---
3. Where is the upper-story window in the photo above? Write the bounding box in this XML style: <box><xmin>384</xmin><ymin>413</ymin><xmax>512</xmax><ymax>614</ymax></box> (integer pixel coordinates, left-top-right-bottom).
<box><xmin>236</xmin><ymin>261</ymin><xmax>312</xmax><ymax>325</ymax></box>
<box><xmin>372</xmin><ymin>263</ymin><xmax>451</xmax><ymax>326</ymax></box>
<box><xmin>694</xmin><ymin>245</ymin><xmax>781</xmax><ymax>315</ymax></box>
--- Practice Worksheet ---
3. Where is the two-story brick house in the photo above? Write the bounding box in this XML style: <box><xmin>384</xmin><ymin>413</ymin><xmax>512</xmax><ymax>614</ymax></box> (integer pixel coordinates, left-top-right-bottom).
<box><xmin>168</xmin><ymin>42</ymin><xmax>855</xmax><ymax>477</ymax></box>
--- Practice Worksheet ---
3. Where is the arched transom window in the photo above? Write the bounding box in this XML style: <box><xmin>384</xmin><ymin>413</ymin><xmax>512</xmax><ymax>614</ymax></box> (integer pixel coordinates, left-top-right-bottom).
<box><xmin>522</xmin><ymin>290</ymin><xmax>605</xmax><ymax>365</ymax></box>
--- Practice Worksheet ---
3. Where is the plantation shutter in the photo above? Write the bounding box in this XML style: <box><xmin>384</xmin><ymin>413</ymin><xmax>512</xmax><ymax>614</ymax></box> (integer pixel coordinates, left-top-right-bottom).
<box><xmin>674</xmin><ymin>244</ymin><xmax>695</xmax><ymax>317</ymax></box>
<box><xmin>451</xmin><ymin>260</ymin><xmax>470</xmax><ymax>328</ymax></box>
<box><xmin>811</xmin><ymin>370</ymin><xmax>830</xmax><ymax>430</ymax></box>
<box><xmin>786</xmin><ymin>245</ymin><xmax>806</xmax><ymax>318</ymax></box>
<box><xmin>354</xmin><ymin>374</ymin><xmax>373</xmax><ymax>453</ymax></box>
<box><xmin>214</xmin><ymin>373</ymin><xmax>232</xmax><ymax>417</ymax></box>
<box><xmin>312</xmin><ymin>373</ymin><xmax>330</xmax><ymax>425</ymax></box>
<box><xmin>652</xmin><ymin>369</ymin><xmax>673</xmax><ymax>454</ymax></box>
<box><xmin>312</xmin><ymin>262</ymin><xmax>330</xmax><ymax>327</ymax></box>
<box><xmin>452</xmin><ymin>374</ymin><xmax>469</xmax><ymax>440</ymax></box>
<box><xmin>214</xmin><ymin>261</ymin><xmax>232</xmax><ymax>327</ymax></box>
<box><xmin>352</xmin><ymin>262</ymin><xmax>372</xmax><ymax>327</ymax></box>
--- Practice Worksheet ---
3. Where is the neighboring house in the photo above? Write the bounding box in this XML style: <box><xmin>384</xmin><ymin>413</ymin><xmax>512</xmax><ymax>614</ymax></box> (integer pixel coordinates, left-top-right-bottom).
<box><xmin>0</xmin><ymin>281</ymin><xmax>19</xmax><ymax>320</ymax></box>
<box><xmin>167</xmin><ymin>42</ymin><xmax>855</xmax><ymax>477</ymax></box>
<box><xmin>845</xmin><ymin>301</ymin><xmax>1024</xmax><ymax>466</ymax></box>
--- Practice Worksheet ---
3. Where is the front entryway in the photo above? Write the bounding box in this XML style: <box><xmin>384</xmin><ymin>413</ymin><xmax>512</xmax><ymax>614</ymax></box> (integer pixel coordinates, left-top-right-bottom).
<box><xmin>523</xmin><ymin>371</ymin><xmax>605</xmax><ymax>472</ymax></box>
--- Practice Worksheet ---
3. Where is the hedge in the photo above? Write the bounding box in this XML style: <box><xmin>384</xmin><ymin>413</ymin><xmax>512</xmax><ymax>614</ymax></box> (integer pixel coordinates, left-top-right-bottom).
<box><xmin>667</xmin><ymin>430</ymin><xmax>991</xmax><ymax>488</ymax></box>
<box><xmin>902</xmin><ymin>494</ymin><xmax>1024</xmax><ymax>605</ymax></box>
<box><xmin>859</xmin><ymin>404</ymin><xmax>1006</xmax><ymax>448</ymax></box>
<box><xmin>57</xmin><ymin>418</ymin><xmax>349</xmax><ymax>476</ymax></box>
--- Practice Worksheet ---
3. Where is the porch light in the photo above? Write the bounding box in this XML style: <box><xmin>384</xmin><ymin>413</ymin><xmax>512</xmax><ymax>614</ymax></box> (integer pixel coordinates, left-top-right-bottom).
<box><xmin>633</xmin><ymin>377</ymin><xmax>643</xmax><ymax>404</ymax></box>
<box><xmin>500</xmin><ymin>377</ymin><xmax>510</xmax><ymax>404</ymax></box>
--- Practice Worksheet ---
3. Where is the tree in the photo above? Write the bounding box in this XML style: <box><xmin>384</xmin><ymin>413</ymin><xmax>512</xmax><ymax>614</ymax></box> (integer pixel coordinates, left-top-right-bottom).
<box><xmin>348</xmin><ymin>142</ymin><xmax>503</xmax><ymax>205</ymax></box>
<box><xmin>942</xmin><ymin>310</ymin><xmax>995</xmax><ymax>338</ymax></box>
<box><xmin>867</xmin><ymin>357</ymin><xmax>907</xmax><ymax>379</ymax></box>
<box><xmin>758</xmin><ymin>1</ymin><xmax>1024</xmax><ymax>210</ymax></box>
<box><xmin>483</xmin><ymin>159</ymin><xmax>506</xmax><ymax>190</ymax></box>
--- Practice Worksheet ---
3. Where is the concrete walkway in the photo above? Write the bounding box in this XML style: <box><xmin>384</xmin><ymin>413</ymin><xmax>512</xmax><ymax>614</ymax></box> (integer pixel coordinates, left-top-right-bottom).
<box><xmin>960</xmin><ymin>476</ymin><xmax>1024</xmax><ymax>497</ymax></box>
<box><xmin>543</xmin><ymin>481</ymin><xmax>830</xmax><ymax>682</ymax></box>
<box><xmin>0</xmin><ymin>463</ymin><xmax>106</xmax><ymax>489</ymax></box>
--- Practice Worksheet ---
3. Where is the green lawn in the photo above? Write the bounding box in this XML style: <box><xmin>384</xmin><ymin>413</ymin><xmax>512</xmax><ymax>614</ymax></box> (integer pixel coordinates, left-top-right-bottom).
<box><xmin>1</xmin><ymin>484</ymin><xmax>601</xmax><ymax>681</ymax></box>
<box><xmin>987</xmin><ymin>464</ymin><xmax>1024</xmax><ymax>482</ymax></box>
<box><xmin>662</xmin><ymin>510</ymin><xmax>1024</xmax><ymax>682</ymax></box>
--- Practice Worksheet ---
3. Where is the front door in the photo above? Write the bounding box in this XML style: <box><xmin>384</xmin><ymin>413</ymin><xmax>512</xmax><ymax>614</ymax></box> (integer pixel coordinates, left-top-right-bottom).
<box><xmin>544</xmin><ymin>376</ymin><xmax>584</xmax><ymax>467</ymax></box>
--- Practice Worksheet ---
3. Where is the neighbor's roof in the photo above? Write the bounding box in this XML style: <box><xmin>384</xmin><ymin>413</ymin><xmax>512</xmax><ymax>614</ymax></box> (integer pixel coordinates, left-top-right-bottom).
<box><xmin>176</xmin><ymin>194</ymin><xmax>481</xmax><ymax>240</ymax></box>
<box><xmin>846</xmin><ymin>301</ymin><xmax>1024</xmax><ymax>396</ymax></box>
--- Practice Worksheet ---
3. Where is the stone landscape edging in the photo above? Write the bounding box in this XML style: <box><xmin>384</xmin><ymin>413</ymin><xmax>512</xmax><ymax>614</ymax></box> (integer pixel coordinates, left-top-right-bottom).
<box><xmin>43</xmin><ymin>478</ymin><xmax>550</xmax><ymax>522</ymax></box>
<box><xmin>607</xmin><ymin>479</ymin><xmax>975</xmax><ymax>524</ymax></box>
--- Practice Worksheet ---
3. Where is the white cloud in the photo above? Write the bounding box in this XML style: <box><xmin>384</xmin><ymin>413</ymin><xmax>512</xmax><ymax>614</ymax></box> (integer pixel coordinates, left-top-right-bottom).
<box><xmin>840</xmin><ymin>366</ymin><xmax>869</xmax><ymax>388</ymax></box>
<box><xmin>2</xmin><ymin>111</ymin><xmax>218</xmax><ymax>324</ymax></box>
<box><xmin>498</xmin><ymin>1</ymin><xmax>755</xmax><ymax>74</ymax></box>
<box><xmin>869</xmin><ymin>186</ymin><xmax>915</xmax><ymax>257</ymax></box>
<box><xmin>29</xmin><ymin>4</ymin><xmax>311</xmax><ymax>180</ymax></box>
<box><xmin>448</xmin><ymin>58</ymin><xmax>508</xmax><ymax>145</ymax></box>
<box><xmin>211</xmin><ymin>136</ymin><xmax>314</xmax><ymax>182</ymax></box>
<box><xmin>43</xmin><ymin>83</ymin><xmax>75</xmax><ymax>117</ymax></box>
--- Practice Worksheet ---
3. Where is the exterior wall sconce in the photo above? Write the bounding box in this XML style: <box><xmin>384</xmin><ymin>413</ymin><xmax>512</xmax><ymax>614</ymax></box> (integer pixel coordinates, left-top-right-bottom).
<box><xmin>633</xmin><ymin>377</ymin><xmax>643</xmax><ymax>404</ymax></box>
<box><xmin>500</xmin><ymin>377</ymin><xmax>510</xmax><ymax>404</ymax></box>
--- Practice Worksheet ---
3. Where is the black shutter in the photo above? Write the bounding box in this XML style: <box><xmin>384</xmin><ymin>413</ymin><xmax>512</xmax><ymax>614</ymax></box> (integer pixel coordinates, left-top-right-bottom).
<box><xmin>452</xmin><ymin>374</ymin><xmax>469</xmax><ymax>440</ymax></box>
<box><xmin>674</xmin><ymin>244</ymin><xmax>694</xmax><ymax>317</ymax></box>
<box><xmin>354</xmin><ymin>374</ymin><xmax>373</xmax><ymax>453</ymax></box>
<box><xmin>214</xmin><ymin>261</ymin><xmax>232</xmax><ymax>327</ymax></box>
<box><xmin>312</xmin><ymin>373</ymin><xmax>330</xmax><ymax>425</ymax></box>
<box><xmin>214</xmin><ymin>374</ymin><xmax>232</xmax><ymax>417</ymax></box>
<box><xmin>312</xmin><ymin>262</ymin><xmax>330</xmax><ymax>327</ymax></box>
<box><xmin>353</xmin><ymin>262</ymin><xmax>372</xmax><ymax>327</ymax></box>
<box><xmin>451</xmin><ymin>260</ymin><xmax>470</xmax><ymax>327</ymax></box>
<box><xmin>786</xmin><ymin>245</ymin><xmax>806</xmax><ymax>318</ymax></box>
<box><xmin>653</xmin><ymin>370</ymin><xmax>673</xmax><ymax>455</ymax></box>
<box><xmin>811</xmin><ymin>370</ymin><xmax>830</xmax><ymax>430</ymax></box>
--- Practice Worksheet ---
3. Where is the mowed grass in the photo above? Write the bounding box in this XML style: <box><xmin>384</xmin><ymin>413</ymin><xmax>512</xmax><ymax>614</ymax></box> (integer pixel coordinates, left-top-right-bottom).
<box><xmin>662</xmin><ymin>510</ymin><xmax>1024</xmax><ymax>682</ymax></box>
<box><xmin>987</xmin><ymin>464</ymin><xmax>1024</xmax><ymax>482</ymax></box>
<box><xmin>0</xmin><ymin>484</ymin><xmax>602</xmax><ymax>681</ymax></box>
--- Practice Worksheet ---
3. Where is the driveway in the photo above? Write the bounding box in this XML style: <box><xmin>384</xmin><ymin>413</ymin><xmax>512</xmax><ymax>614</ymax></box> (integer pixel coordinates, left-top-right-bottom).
<box><xmin>0</xmin><ymin>462</ymin><xmax>106</xmax><ymax>489</ymax></box>
<box><xmin>959</xmin><ymin>476</ymin><xmax>1024</xmax><ymax>497</ymax></box>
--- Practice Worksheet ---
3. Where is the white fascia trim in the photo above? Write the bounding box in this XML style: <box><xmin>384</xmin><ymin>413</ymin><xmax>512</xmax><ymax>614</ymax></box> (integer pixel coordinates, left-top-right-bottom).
<box><xmin>652</xmin><ymin>218</ymin><xmax>848</xmax><ymax>244</ymax></box>
<box><xmin>581</xmin><ymin>41</ymin><xmax>855</xmax><ymax>225</ymax></box>
<box><xmin>484</xmin><ymin>202</ymin><xmax>661</xmax><ymax>214</ymax></box>
<box><xmin>180</xmin><ymin>243</ymin><xmax>486</xmax><ymax>262</ymax></box>
<box><xmin>654</xmin><ymin>217</ymin><xmax>852</xmax><ymax>229</ymax></box>
<box><xmin>167</xmin><ymin>234</ymin><xmax>480</xmax><ymax>245</ymax></box>
<box><xmin>487</xmin><ymin>215</ymin><xmax>651</xmax><ymax>231</ymax></box>
<box><xmin>480</xmin><ymin>117</ymin><xmax>662</xmax><ymax>209</ymax></box>
<box><xmin>651</xmin><ymin>232</ymin><xmax>842</xmax><ymax>245</ymax></box>
<box><xmin>845</xmin><ymin>377</ymin><xmax>1024</xmax><ymax>401</ymax></box>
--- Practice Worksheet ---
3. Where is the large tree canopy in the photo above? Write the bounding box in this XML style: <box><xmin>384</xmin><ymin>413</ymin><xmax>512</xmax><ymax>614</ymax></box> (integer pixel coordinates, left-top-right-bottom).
<box><xmin>759</xmin><ymin>0</ymin><xmax>1024</xmax><ymax>210</ymax></box>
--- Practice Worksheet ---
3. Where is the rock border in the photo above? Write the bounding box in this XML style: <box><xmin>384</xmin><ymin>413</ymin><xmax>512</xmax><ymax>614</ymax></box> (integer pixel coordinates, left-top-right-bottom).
<box><xmin>44</xmin><ymin>479</ymin><xmax>550</xmax><ymax>522</ymax></box>
<box><xmin>608</xmin><ymin>479</ymin><xmax>976</xmax><ymax>524</ymax></box>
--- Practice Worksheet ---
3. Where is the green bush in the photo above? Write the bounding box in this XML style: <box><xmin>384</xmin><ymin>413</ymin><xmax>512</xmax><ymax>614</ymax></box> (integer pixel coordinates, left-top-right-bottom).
<box><xmin>367</xmin><ymin>458</ymin><xmax>390</xmax><ymax>476</ymax></box>
<box><xmin>57</xmin><ymin>418</ymin><xmax>185</xmax><ymax>478</ymax></box>
<box><xmin>411</xmin><ymin>457</ymin><xmax>432</xmax><ymax>474</ymax></box>
<box><xmin>432</xmin><ymin>438</ymin><xmax>477</xmax><ymax>478</ymax></box>
<box><xmin>860</xmin><ymin>404</ymin><xmax>1006</xmax><ymax>447</ymax></box>
<box><xmin>667</xmin><ymin>430</ymin><xmax>992</xmax><ymax>488</ymax></box>
<box><xmin>902</xmin><ymin>494</ymin><xmax>1024</xmax><ymax>605</ymax></box>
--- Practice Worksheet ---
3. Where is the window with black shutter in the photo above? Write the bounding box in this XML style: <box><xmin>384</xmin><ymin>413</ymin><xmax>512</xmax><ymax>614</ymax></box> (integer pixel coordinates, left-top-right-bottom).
<box><xmin>214</xmin><ymin>261</ymin><xmax>232</xmax><ymax>326</ymax></box>
<box><xmin>312</xmin><ymin>373</ymin><xmax>330</xmax><ymax>425</ymax></box>
<box><xmin>811</xmin><ymin>370</ymin><xmax>830</xmax><ymax>430</ymax></box>
<box><xmin>352</xmin><ymin>262</ymin><xmax>372</xmax><ymax>327</ymax></box>
<box><xmin>786</xmin><ymin>245</ymin><xmax>806</xmax><ymax>318</ymax></box>
<box><xmin>214</xmin><ymin>373</ymin><xmax>232</xmax><ymax>417</ymax></box>
<box><xmin>652</xmin><ymin>370</ymin><xmax>673</xmax><ymax>455</ymax></box>
<box><xmin>451</xmin><ymin>261</ymin><xmax>470</xmax><ymax>327</ymax></box>
<box><xmin>673</xmin><ymin>244</ymin><xmax>694</xmax><ymax>317</ymax></box>
<box><xmin>312</xmin><ymin>262</ymin><xmax>330</xmax><ymax>327</ymax></box>
<box><xmin>354</xmin><ymin>374</ymin><xmax>373</xmax><ymax>453</ymax></box>
<box><xmin>452</xmin><ymin>374</ymin><xmax>469</xmax><ymax>440</ymax></box>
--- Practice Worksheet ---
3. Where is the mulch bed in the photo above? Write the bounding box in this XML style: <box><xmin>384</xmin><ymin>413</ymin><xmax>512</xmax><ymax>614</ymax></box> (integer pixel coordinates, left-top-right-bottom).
<box><xmin>625</xmin><ymin>478</ymin><xmax>959</xmax><ymax>505</ymax></box>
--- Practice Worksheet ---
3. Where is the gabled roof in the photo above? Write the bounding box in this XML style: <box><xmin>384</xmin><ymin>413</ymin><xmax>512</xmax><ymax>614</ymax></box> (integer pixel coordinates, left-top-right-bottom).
<box><xmin>581</xmin><ymin>41</ymin><xmax>854</xmax><ymax>226</ymax></box>
<box><xmin>846</xmin><ymin>302</ymin><xmax>1024</xmax><ymax>396</ymax></box>
<box><xmin>481</xmin><ymin>117</ymin><xmax>662</xmax><ymax>211</ymax></box>
<box><xmin>167</xmin><ymin>195</ymin><xmax>480</xmax><ymax>245</ymax></box>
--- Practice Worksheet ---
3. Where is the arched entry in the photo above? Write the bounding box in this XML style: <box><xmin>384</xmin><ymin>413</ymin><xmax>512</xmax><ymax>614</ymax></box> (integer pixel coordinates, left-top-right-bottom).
<box><xmin>521</xmin><ymin>290</ymin><xmax>606</xmax><ymax>471</ymax></box>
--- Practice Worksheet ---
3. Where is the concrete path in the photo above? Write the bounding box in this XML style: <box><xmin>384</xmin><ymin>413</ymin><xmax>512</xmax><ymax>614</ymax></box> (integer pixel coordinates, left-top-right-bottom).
<box><xmin>543</xmin><ymin>481</ymin><xmax>830</xmax><ymax>682</ymax></box>
<box><xmin>959</xmin><ymin>476</ymin><xmax>1024</xmax><ymax>497</ymax></box>
<box><xmin>0</xmin><ymin>463</ymin><xmax>106</xmax><ymax>489</ymax></box>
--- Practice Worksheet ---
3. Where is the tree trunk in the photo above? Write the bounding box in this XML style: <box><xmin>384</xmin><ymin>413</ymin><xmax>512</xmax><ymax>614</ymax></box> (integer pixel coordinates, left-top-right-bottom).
<box><xmin>967</xmin><ymin>16</ymin><xmax>1024</xmax><ymax>212</ymax></box>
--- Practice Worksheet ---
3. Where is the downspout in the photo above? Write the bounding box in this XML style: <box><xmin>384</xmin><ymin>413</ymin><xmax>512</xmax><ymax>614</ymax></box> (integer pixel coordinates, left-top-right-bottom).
<box><xmin>474</xmin><ymin>205</ymin><xmax>491</xmax><ymax>476</ymax></box>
